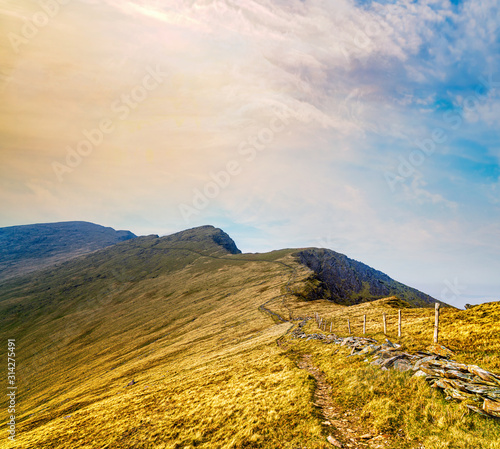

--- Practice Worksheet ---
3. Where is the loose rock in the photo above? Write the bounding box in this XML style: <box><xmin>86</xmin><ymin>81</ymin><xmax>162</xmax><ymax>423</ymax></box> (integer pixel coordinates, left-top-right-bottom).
<box><xmin>291</xmin><ymin>320</ymin><xmax>500</xmax><ymax>419</ymax></box>
<box><xmin>327</xmin><ymin>435</ymin><xmax>343</xmax><ymax>447</ymax></box>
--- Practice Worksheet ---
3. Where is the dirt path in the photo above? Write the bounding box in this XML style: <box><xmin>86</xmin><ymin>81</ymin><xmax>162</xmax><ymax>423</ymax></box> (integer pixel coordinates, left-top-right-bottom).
<box><xmin>297</xmin><ymin>354</ymin><xmax>392</xmax><ymax>449</ymax></box>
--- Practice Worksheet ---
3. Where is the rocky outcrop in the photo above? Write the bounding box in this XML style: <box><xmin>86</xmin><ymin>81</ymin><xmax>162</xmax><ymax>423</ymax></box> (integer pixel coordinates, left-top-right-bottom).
<box><xmin>210</xmin><ymin>228</ymin><xmax>242</xmax><ymax>254</ymax></box>
<box><xmin>295</xmin><ymin>249</ymin><xmax>440</xmax><ymax>307</ymax></box>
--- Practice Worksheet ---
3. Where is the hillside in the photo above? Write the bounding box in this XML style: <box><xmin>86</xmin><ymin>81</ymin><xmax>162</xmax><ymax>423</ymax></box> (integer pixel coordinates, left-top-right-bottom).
<box><xmin>0</xmin><ymin>222</ymin><xmax>136</xmax><ymax>281</ymax></box>
<box><xmin>0</xmin><ymin>226</ymin><xmax>319</xmax><ymax>448</ymax></box>
<box><xmin>0</xmin><ymin>225</ymin><xmax>498</xmax><ymax>448</ymax></box>
<box><xmin>297</xmin><ymin>248</ymin><xmax>439</xmax><ymax>307</ymax></box>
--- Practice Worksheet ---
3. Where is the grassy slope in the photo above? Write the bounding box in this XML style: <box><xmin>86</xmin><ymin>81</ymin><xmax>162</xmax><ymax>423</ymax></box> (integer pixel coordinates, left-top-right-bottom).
<box><xmin>0</xmin><ymin>241</ymin><xmax>334</xmax><ymax>449</ymax></box>
<box><xmin>271</xmin><ymin>294</ymin><xmax>500</xmax><ymax>371</ymax></box>
<box><xmin>278</xmin><ymin>297</ymin><xmax>500</xmax><ymax>448</ymax></box>
<box><xmin>1</xmin><ymin>239</ymin><xmax>499</xmax><ymax>449</ymax></box>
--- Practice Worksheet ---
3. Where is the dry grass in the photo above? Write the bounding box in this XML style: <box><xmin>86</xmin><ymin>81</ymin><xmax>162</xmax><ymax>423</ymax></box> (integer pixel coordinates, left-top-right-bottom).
<box><xmin>279</xmin><ymin>295</ymin><xmax>500</xmax><ymax>372</ymax></box>
<box><xmin>284</xmin><ymin>338</ymin><xmax>500</xmax><ymax>449</ymax></box>
<box><xmin>281</xmin><ymin>296</ymin><xmax>500</xmax><ymax>448</ymax></box>
<box><xmin>13</xmin><ymin>326</ymin><xmax>331</xmax><ymax>449</ymax></box>
<box><xmin>1</xmin><ymin>248</ymin><xmax>499</xmax><ymax>448</ymax></box>
<box><xmin>0</xmin><ymin>252</ymin><xmax>332</xmax><ymax>448</ymax></box>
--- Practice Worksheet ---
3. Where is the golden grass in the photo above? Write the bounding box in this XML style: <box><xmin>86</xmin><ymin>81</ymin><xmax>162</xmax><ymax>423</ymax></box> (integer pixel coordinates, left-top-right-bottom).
<box><xmin>280</xmin><ymin>295</ymin><xmax>500</xmax><ymax>448</ymax></box>
<box><xmin>0</xmin><ymin>252</ymin><xmax>333</xmax><ymax>448</ymax></box>
<box><xmin>281</xmin><ymin>295</ymin><xmax>500</xmax><ymax>372</ymax></box>
<box><xmin>13</xmin><ymin>327</ymin><xmax>333</xmax><ymax>449</ymax></box>
<box><xmin>1</xmin><ymin>249</ymin><xmax>499</xmax><ymax>448</ymax></box>
<box><xmin>283</xmin><ymin>337</ymin><xmax>500</xmax><ymax>449</ymax></box>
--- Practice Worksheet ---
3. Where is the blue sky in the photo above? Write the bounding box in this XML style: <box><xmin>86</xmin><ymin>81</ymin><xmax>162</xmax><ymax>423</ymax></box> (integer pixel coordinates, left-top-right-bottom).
<box><xmin>1</xmin><ymin>0</ymin><xmax>499</xmax><ymax>307</ymax></box>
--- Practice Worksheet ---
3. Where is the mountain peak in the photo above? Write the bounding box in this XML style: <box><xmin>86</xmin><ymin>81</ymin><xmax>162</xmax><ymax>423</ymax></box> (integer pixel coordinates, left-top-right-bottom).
<box><xmin>0</xmin><ymin>221</ymin><xmax>136</xmax><ymax>281</ymax></box>
<box><xmin>159</xmin><ymin>225</ymin><xmax>241</xmax><ymax>255</ymax></box>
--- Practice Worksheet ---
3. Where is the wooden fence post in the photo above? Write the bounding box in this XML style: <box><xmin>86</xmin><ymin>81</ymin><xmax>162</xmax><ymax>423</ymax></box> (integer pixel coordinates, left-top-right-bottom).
<box><xmin>383</xmin><ymin>313</ymin><xmax>387</xmax><ymax>335</ymax></box>
<box><xmin>363</xmin><ymin>315</ymin><xmax>366</xmax><ymax>335</ymax></box>
<box><xmin>398</xmin><ymin>309</ymin><xmax>402</xmax><ymax>338</ymax></box>
<box><xmin>348</xmin><ymin>318</ymin><xmax>351</xmax><ymax>335</ymax></box>
<box><xmin>434</xmin><ymin>303</ymin><xmax>440</xmax><ymax>344</ymax></box>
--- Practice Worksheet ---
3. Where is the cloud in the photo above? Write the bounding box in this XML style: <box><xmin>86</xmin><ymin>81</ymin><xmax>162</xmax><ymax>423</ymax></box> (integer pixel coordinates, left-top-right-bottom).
<box><xmin>401</xmin><ymin>174</ymin><xmax>458</xmax><ymax>208</ymax></box>
<box><xmin>1</xmin><ymin>0</ymin><xmax>500</xmax><ymax>305</ymax></box>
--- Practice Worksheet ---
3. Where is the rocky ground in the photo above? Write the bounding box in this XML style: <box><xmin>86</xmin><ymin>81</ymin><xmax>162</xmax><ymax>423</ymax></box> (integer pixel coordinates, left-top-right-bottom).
<box><xmin>297</xmin><ymin>354</ymin><xmax>393</xmax><ymax>448</ymax></box>
<box><xmin>292</xmin><ymin>319</ymin><xmax>500</xmax><ymax>421</ymax></box>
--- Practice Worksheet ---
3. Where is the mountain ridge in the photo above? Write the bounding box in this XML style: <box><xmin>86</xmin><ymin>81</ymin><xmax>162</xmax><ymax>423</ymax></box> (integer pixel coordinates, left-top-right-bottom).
<box><xmin>2</xmin><ymin>222</ymin><xmax>495</xmax><ymax>448</ymax></box>
<box><xmin>0</xmin><ymin>221</ymin><xmax>437</xmax><ymax>308</ymax></box>
<box><xmin>0</xmin><ymin>221</ymin><xmax>136</xmax><ymax>281</ymax></box>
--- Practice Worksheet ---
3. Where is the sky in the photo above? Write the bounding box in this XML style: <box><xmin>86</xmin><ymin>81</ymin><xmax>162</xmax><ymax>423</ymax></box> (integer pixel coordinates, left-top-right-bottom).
<box><xmin>1</xmin><ymin>0</ymin><xmax>499</xmax><ymax>308</ymax></box>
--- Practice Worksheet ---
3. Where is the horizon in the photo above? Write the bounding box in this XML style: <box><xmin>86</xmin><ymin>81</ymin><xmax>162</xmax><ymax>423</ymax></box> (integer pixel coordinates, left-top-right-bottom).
<box><xmin>1</xmin><ymin>218</ymin><xmax>498</xmax><ymax>308</ymax></box>
<box><xmin>1</xmin><ymin>1</ymin><xmax>499</xmax><ymax>309</ymax></box>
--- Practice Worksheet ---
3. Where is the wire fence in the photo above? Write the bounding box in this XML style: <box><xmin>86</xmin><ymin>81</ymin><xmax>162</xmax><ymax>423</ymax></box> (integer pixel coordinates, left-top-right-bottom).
<box><xmin>309</xmin><ymin>303</ymin><xmax>442</xmax><ymax>343</ymax></box>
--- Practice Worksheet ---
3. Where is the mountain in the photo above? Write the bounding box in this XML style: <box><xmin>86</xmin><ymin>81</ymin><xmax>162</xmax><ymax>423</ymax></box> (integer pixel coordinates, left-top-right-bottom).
<box><xmin>158</xmin><ymin>225</ymin><xmax>242</xmax><ymax>255</ymax></box>
<box><xmin>0</xmin><ymin>225</ymin><xmax>243</xmax><ymax>335</ymax></box>
<box><xmin>0</xmin><ymin>221</ymin><xmax>136</xmax><ymax>281</ymax></box>
<box><xmin>1</xmin><ymin>224</ymin><xmax>492</xmax><ymax>449</ymax></box>
<box><xmin>296</xmin><ymin>248</ymin><xmax>439</xmax><ymax>307</ymax></box>
<box><xmin>0</xmin><ymin>225</ymin><xmax>304</xmax><ymax>448</ymax></box>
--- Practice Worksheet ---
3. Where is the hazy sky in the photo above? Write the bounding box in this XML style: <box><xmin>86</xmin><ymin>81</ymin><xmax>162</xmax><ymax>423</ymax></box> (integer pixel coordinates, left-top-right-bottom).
<box><xmin>1</xmin><ymin>0</ymin><xmax>499</xmax><ymax>307</ymax></box>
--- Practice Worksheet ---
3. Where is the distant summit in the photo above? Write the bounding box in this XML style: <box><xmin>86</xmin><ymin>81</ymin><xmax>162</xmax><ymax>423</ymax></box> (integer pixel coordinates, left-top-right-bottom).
<box><xmin>0</xmin><ymin>221</ymin><xmax>136</xmax><ymax>281</ymax></box>
<box><xmin>1</xmin><ymin>221</ymin><xmax>438</xmax><ymax>309</ymax></box>
<box><xmin>162</xmin><ymin>225</ymin><xmax>242</xmax><ymax>255</ymax></box>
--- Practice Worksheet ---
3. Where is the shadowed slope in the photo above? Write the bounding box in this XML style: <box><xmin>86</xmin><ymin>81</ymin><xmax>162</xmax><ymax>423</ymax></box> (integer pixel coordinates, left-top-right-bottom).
<box><xmin>296</xmin><ymin>248</ymin><xmax>440</xmax><ymax>307</ymax></box>
<box><xmin>0</xmin><ymin>221</ymin><xmax>136</xmax><ymax>281</ymax></box>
